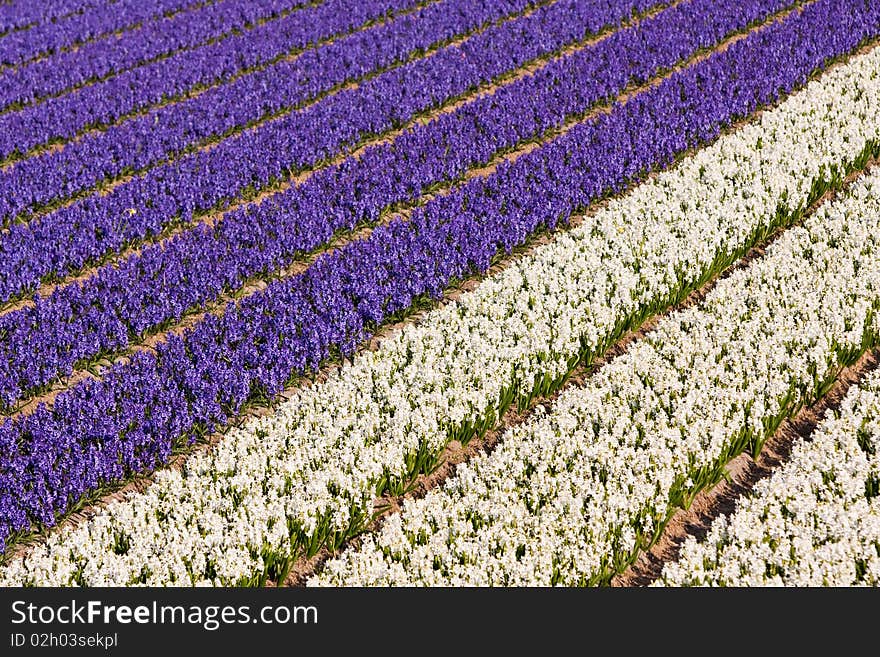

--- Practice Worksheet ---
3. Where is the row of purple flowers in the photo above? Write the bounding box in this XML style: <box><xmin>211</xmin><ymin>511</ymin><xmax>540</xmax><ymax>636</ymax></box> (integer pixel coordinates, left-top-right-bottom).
<box><xmin>0</xmin><ymin>0</ymin><xmax>203</xmax><ymax>67</ymax></box>
<box><xmin>0</xmin><ymin>0</ymin><xmax>424</xmax><ymax>160</ymax></box>
<box><xmin>0</xmin><ymin>0</ymin><xmax>549</xmax><ymax>223</ymax></box>
<box><xmin>0</xmin><ymin>0</ymin><xmax>99</xmax><ymax>35</ymax></box>
<box><xmin>0</xmin><ymin>0</ymin><xmax>312</xmax><ymax>112</ymax></box>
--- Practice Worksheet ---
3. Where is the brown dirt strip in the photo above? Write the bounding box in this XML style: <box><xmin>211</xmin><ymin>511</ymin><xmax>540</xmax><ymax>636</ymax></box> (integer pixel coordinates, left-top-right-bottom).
<box><xmin>0</xmin><ymin>0</ymin><xmax>785</xmax><ymax>418</ymax></box>
<box><xmin>285</xmin><ymin>158</ymin><xmax>880</xmax><ymax>588</ymax></box>
<box><xmin>0</xmin><ymin>0</ymin><xmax>319</xmax><ymax>116</ymax></box>
<box><xmin>1</xmin><ymin>1</ymin><xmax>866</xmax><ymax>561</ymax></box>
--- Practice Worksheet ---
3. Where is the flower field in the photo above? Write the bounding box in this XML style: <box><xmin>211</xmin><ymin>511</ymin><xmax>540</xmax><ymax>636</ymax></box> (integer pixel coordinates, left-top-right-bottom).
<box><xmin>1</xmin><ymin>0</ymin><xmax>879</xmax><ymax>587</ymax></box>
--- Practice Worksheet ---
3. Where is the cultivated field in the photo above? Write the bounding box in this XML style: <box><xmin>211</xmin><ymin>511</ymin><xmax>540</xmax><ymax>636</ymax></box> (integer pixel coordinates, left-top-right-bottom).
<box><xmin>1</xmin><ymin>0</ymin><xmax>879</xmax><ymax>586</ymax></box>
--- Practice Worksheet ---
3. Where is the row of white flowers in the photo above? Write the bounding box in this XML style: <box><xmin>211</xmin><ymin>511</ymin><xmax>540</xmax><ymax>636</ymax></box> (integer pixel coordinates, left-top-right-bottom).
<box><xmin>3</xmin><ymin>48</ymin><xmax>880</xmax><ymax>586</ymax></box>
<box><xmin>656</xmin><ymin>370</ymin><xmax>880</xmax><ymax>586</ymax></box>
<box><xmin>310</xmin><ymin>169</ymin><xmax>880</xmax><ymax>586</ymax></box>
